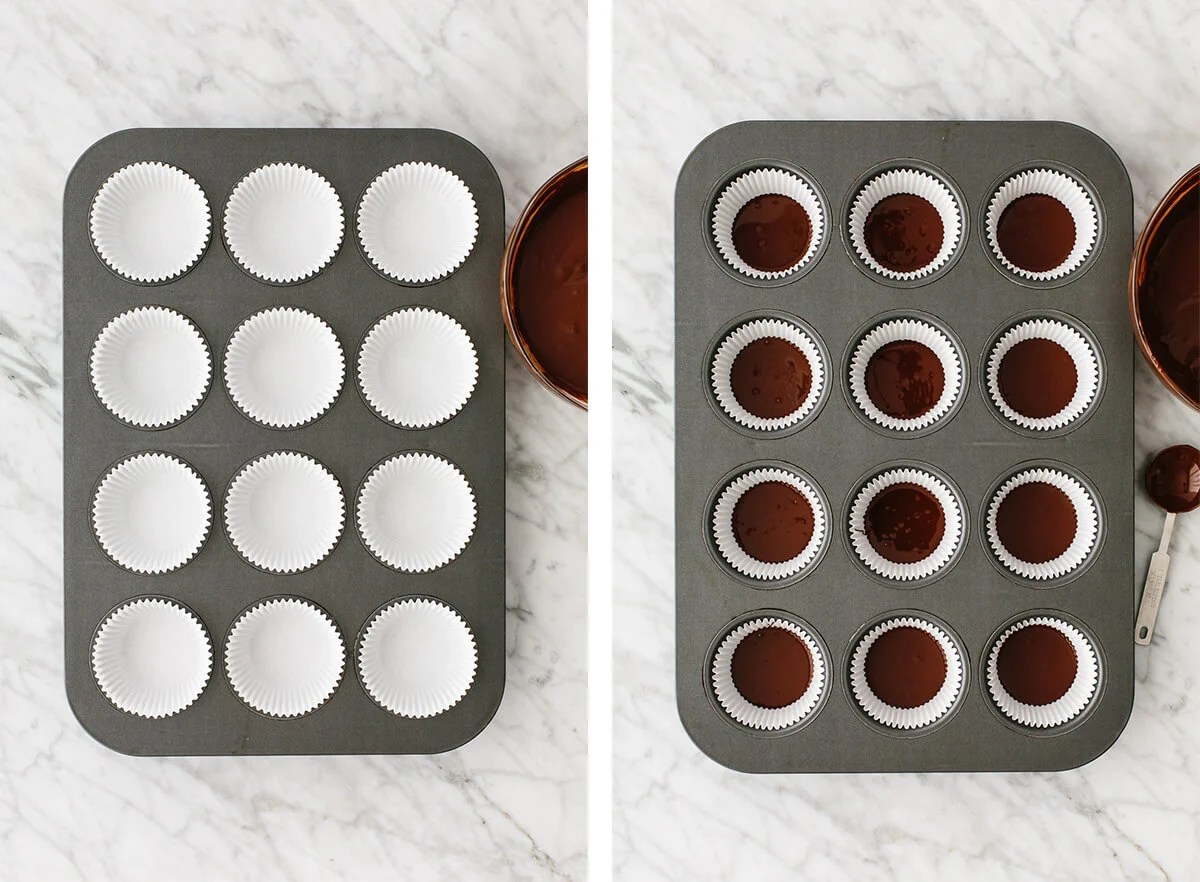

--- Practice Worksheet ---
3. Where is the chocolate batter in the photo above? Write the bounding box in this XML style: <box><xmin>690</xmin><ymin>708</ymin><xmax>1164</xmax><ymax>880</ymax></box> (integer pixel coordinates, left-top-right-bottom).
<box><xmin>863</xmin><ymin>193</ymin><xmax>943</xmax><ymax>273</ymax></box>
<box><xmin>1145</xmin><ymin>444</ymin><xmax>1200</xmax><ymax>513</ymax></box>
<box><xmin>998</xmin><ymin>338</ymin><xmax>1078</xmax><ymax>419</ymax></box>
<box><xmin>864</xmin><ymin>482</ymin><xmax>945</xmax><ymax>564</ymax></box>
<box><xmin>731</xmin><ymin>194</ymin><xmax>812</xmax><ymax>273</ymax></box>
<box><xmin>733</xmin><ymin>481</ymin><xmax>814</xmax><ymax>564</ymax></box>
<box><xmin>731</xmin><ymin>626</ymin><xmax>813</xmax><ymax>709</ymax></box>
<box><xmin>1137</xmin><ymin>188</ymin><xmax>1198</xmax><ymax>405</ymax></box>
<box><xmin>865</xmin><ymin>626</ymin><xmax>946</xmax><ymax>709</ymax></box>
<box><xmin>865</xmin><ymin>340</ymin><xmax>945</xmax><ymax>419</ymax></box>
<box><xmin>996</xmin><ymin>193</ymin><xmax>1076</xmax><ymax>273</ymax></box>
<box><xmin>996</xmin><ymin>482</ymin><xmax>1077</xmax><ymax>564</ymax></box>
<box><xmin>997</xmin><ymin>624</ymin><xmax>1077</xmax><ymax>706</ymax></box>
<box><xmin>730</xmin><ymin>336</ymin><xmax>812</xmax><ymax>419</ymax></box>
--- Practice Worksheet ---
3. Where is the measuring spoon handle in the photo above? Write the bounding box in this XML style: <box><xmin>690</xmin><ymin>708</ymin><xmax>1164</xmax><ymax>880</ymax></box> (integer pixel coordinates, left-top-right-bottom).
<box><xmin>1135</xmin><ymin>512</ymin><xmax>1176</xmax><ymax>645</ymax></box>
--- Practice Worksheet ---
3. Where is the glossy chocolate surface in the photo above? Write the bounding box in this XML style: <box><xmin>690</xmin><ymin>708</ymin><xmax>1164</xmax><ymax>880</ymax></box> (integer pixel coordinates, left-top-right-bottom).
<box><xmin>864</xmin><ymin>482</ymin><xmax>945</xmax><ymax>564</ymax></box>
<box><xmin>731</xmin><ymin>626</ymin><xmax>813</xmax><ymax>709</ymax></box>
<box><xmin>996</xmin><ymin>193</ymin><xmax>1076</xmax><ymax>273</ymax></box>
<box><xmin>865</xmin><ymin>626</ymin><xmax>946</xmax><ymax>710</ymax></box>
<box><xmin>996</xmin><ymin>482</ymin><xmax>1077</xmax><ymax>564</ymax></box>
<box><xmin>998</xmin><ymin>337</ymin><xmax>1078</xmax><ymax>419</ymax></box>
<box><xmin>865</xmin><ymin>339</ymin><xmax>945</xmax><ymax>419</ymax></box>
<box><xmin>731</xmin><ymin>193</ymin><xmax>812</xmax><ymax>273</ymax></box>
<box><xmin>863</xmin><ymin>193</ymin><xmax>943</xmax><ymax>273</ymax></box>
<box><xmin>1145</xmin><ymin>444</ymin><xmax>1200</xmax><ymax>514</ymax></box>
<box><xmin>730</xmin><ymin>336</ymin><xmax>812</xmax><ymax>419</ymax></box>
<box><xmin>997</xmin><ymin>623</ymin><xmax>1077</xmax><ymax>706</ymax></box>
<box><xmin>733</xmin><ymin>480</ymin><xmax>814</xmax><ymax>564</ymax></box>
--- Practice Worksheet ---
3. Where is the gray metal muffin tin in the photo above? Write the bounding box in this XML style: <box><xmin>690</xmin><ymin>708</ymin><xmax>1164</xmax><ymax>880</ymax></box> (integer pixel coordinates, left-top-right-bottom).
<box><xmin>674</xmin><ymin>121</ymin><xmax>1134</xmax><ymax>773</ymax></box>
<box><xmin>64</xmin><ymin>128</ymin><xmax>505</xmax><ymax>755</ymax></box>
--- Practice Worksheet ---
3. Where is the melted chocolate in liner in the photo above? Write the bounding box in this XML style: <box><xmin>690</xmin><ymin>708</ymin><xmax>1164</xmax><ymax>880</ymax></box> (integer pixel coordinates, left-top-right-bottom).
<box><xmin>730</xmin><ymin>336</ymin><xmax>812</xmax><ymax>419</ymax></box>
<box><xmin>731</xmin><ymin>626</ymin><xmax>813</xmax><ymax>709</ymax></box>
<box><xmin>1145</xmin><ymin>444</ymin><xmax>1200</xmax><ymax>513</ymax></box>
<box><xmin>733</xmin><ymin>481</ymin><xmax>814</xmax><ymax>564</ymax></box>
<box><xmin>996</xmin><ymin>193</ymin><xmax>1076</xmax><ymax>273</ymax></box>
<box><xmin>997</xmin><ymin>624</ymin><xmax>1078</xmax><ymax>706</ymax></box>
<box><xmin>865</xmin><ymin>626</ymin><xmax>946</xmax><ymax>709</ymax></box>
<box><xmin>864</xmin><ymin>482</ymin><xmax>945</xmax><ymax>565</ymax></box>
<box><xmin>1138</xmin><ymin>189</ymin><xmax>1199</xmax><ymax>404</ymax></box>
<box><xmin>863</xmin><ymin>193</ymin><xmax>944</xmax><ymax>273</ymax></box>
<box><xmin>865</xmin><ymin>340</ymin><xmax>945</xmax><ymax>419</ymax></box>
<box><xmin>996</xmin><ymin>482</ymin><xmax>1077</xmax><ymax>564</ymax></box>
<box><xmin>998</xmin><ymin>338</ymin><xmax>1078</xmax><ymax>419</ymax></box>
<box><xmin>731</xmin><ymin>194</ymin><xmax>812</xmax><ymax>273</ymax></box>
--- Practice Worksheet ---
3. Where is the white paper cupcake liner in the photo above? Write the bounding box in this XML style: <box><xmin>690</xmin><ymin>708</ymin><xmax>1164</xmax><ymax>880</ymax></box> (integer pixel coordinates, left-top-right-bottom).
<box><xmin>986</xmin><ymin>468</ymin><xmax>1098</xmax><ymax>581</ymax></box>
<box><xmin>851</xmin><ymin>616</ymin><xmax>963</xmax><ymax>729</ymax></box>
<box><xmin>92</xmin><ymin>453</ymin><xmax>212</xmax><ymax>574</ymax></box>
<box><xmin>356</xmin><ymin>453</ymin><xmax>477</xmax><ymax>573</ymax></box>
<box><xmin>986</xmin><ymin>168</ymin><xmax>1098</xmax><ymax>280</ymax></box>
<box><xmin>224</xmin><ymin>163</ymin><xmax>344</xmax><ymax>284</ymax></box>
<box><xmin>224</xmin><ymin>597</ymin><xmax>345</xmax><ymax>718</ymax></box>
<box><xmin>711</xmin><ymin>168</ymin><xmax>825</xmax><ymax>279</ymax></box>
<box><xmin>987</xmin><ymin>616</ymin><xmax>1099</xmax><ymax>728</ymax></box>
<box><xmin>358</xmin><ymin>598</ymin><xmax>478</xmax><ymax>718</ymax></box>
<box><xmin>357</xmin><ymin>162</ymin><xmax>479</xmax><ymax>284</ymax></box>
<box><xmin>848</xmin><ymin>168</ymin><xmax>962</xmax><ymax>280</ymax></box>
<box><xmin>357</xmin><ymin>307</ymin><xmax>479</xmax><ymax>428</ymax></box>
<box><xmin>848</xmin><ymin>319</ymin><xmax>962</xmax><ymax>431</ymax></box>
<box><xmin>711</xmin><ymin>617</ymin><xmax>826</xmax><ymax>730</ymax></box>
<box><xmin>224</xmin><ymin>452</ymin><xmax>344</xmax><ymax>574</ymax></box>
<box><xmin>89</xmin><ymin>161</ymin><xmax>211</xmax><ymax>284</ymax></box>
<box><xmin>849</xmin><ymin>468</ymin><xmax>962</xmax><ymax>582</ymax></box>
<box><xmin>90</xmin><ymin>306</ymin><xmax>212</xmax><ymax>428</ymax></box>
<box><xmin>986</xmin><ymin>319</ymin><xmax>1100</xmax><ymax>431</ymax></box>
<box><xmin>710</xmin><ymin>319</ymin><xmax>825</xmax><ymax>431</ymax></box>
<box><xmin>224</xmin><ymin>307</ymin><xmax>345</xmax><ymax>428</ymax></box>
<box><xmin>92</xmin><ymin>597</ymin><xmax>212</xmax><ymax>718</ymax></box>
<box><xmin>712</xmin><ymin>468</ymin><xmax>827</xmax><ymax>580</ymax></box>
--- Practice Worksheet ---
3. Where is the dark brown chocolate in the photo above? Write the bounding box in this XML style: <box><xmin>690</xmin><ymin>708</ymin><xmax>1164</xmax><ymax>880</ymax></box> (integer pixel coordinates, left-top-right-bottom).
<box><xmin>733</xmin><ymin>481</ymin><xmax>814</xmax><ymax>564</ymax></box>
<box><xmin>731</xmin><ymin>626</ymin><xmax>813</xmax><ymax>709</ymax></box>
<box><xmin>863</xmin><ymin>193</ymin><xmax>943</xmax><ymax>273</ymax></box>
<box><xmin>1145</xmin><ymin>444</ymin><xmax>1200</xmax><ymax>514</ymax></box>
<box><xmin>997</xmin><ymin>624</ymin><xmax>1077</xmax><ymax>706</ymax></box>
<box><xmin>865</xmin><ymin>340</ymin><xmax>945</xmax><ymax>419</ymax></box>
<box><xmin>996</xmin><ymin>193</ymin><xmax>1076</xmax><ymax>273</ymax></box>
<box><xmin>996</xmin><ymin>481</ymin><xmax>1077</xmax><ymax>564</ymax></box>
<box><xmin>1138</xmin><ymin>189</ymin><xmax>1198</xmax><ymax>404</ymax></box>
<box><xmin>731</xmin><ymin>193</ymin><xmax>812</xmax><ymax>273</ymax></box>
<box><xmin>865</xmin><ymin>626</ymin><xmax>946</xmax><ymax>709</ymax></box>
<box><xmin>730</xmin><ymin>336</ymin><xmax>812</xmax><ymax>419</ymax></box>
<box><xmin>998</xmin><ymin>337</ymin><xmax>1078</xmax><ymax>419</ymax></box>
<box><xmin>864</xmin><ymin>482</ymin><xmax>945</xmax><ymax>564</ymax></box>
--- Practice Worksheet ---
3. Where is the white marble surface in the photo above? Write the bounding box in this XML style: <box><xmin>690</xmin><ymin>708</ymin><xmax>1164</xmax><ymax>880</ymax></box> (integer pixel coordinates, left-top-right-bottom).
<box><xmin>0</xmin><ymin>1</ymin><xmax>586</xmax><ymax>879</ymax></box>
<box><xmin>613</xmin><ymin>1</ymin><xmax>1200</xmax><ymax>878</ymax></box>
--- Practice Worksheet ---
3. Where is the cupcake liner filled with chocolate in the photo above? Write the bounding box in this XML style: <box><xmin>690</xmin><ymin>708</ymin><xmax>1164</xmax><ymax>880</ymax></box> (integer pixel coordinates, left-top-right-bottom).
<box><xmin>711</xmin><ymin>167</ymin><xmax>825</xmax><ymax>279</ymax></box>
<box><xmin>710</xmin><ymin>317</ymin><xmax>826</xmax><ymax>431</ymax></box>
<box><xmin>711</xmin><ymin>616</ymin><xmax>827</xmax><ymax>730</ymax></box>
<box><xmin>712</xmin><ymin>467</ymin><xmax>827</xmax><ymax>581</ymax></box>
<box><xmin>848</xmin><ymin>467</ymin><xmax>963</xmax><ymax>582</ymax></box>
<box><xmin>985</xmin><ymin>467</ymin><xmax>1099</xmax><ymax>581</ymax></box>
<box><xmin>850</xmin><ymin>616</ymin><xmax>963</xmax><ymax>730</ymax></box>
<box><xmin>985</xmin><ymin>318</ymin><xmax>1100</xmax><ymax>432</ymax></box>
<box><xmin>985</xmin><ymin>168</ymin><xmax>1098</xmax><ymax>281</ymax></box>
<box><xmin>986</xmin><ymin>616</ymin><xmax>1099</xmax><ymax>728</ymax></box>
<box><xmin>848</xmin><ymin>318</ymin><xmax>962</xmax><ymax>432</ymax></box>
<box><xmin>847</xmin><ymin>168</ymin><xmax>962</xmax><ymax>281</ymax></box>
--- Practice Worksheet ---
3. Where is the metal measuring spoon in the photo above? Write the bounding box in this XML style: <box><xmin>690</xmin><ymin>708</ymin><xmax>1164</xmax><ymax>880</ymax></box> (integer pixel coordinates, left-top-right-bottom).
<box><xmin>1135</xmin><ymin>444</ymin><xmax>1200</xmax><ymax>645</ymax></box>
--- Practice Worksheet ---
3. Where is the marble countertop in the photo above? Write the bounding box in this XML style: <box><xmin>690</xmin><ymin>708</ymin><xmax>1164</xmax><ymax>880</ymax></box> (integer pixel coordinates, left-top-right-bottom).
<box><xmin>613</xmin><ymin>1</ymin><xmax>1200</xmax><ymax>879</ymax></box>
<box><xmin>0</xmin><ymin>1</ymin><xmax>585</xmax><ymax>879</ymax></box>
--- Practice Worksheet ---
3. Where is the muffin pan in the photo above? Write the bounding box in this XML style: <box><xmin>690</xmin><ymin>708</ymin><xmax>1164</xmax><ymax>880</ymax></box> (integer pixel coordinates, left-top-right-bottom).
<box><xmin>64</xmin><ymin>128</ymin><xmax>504</xmax><ymax>755</ymax></box>
<box><xmin>675</xmin><ymin>121</ymin><xmax>1133</xmax><ymax>772</ymax></box>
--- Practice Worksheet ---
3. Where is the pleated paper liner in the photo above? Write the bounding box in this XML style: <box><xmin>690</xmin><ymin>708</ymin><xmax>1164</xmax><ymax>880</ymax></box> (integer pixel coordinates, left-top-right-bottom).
<box><xmin>985</xmin><ymin>615</ymin><xmax>1100</xmax><ymax>729</ymax></box>
<box><xmin>710</xmin><ymin>167</ymin><xmax>826</xmax><ymax>280</ymax></box>
<box><xmin>985</xmin><ymin>167</ymin><xmax>1098</xmax><ymax>282</ymax></box>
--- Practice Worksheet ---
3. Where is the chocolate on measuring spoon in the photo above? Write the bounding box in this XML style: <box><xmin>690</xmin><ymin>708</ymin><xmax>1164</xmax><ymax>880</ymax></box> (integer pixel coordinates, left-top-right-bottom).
<box><xmin>1135</xmin><ymin>444</ymin><xmax>1200</xmax><ymax>645</ymax></box>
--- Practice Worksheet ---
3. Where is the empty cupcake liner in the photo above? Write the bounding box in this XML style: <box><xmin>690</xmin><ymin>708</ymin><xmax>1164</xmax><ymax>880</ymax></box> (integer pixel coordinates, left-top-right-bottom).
<box><xmin>224</xmin><ymin>451</ymin><xmax>345</xmax><ymax>574</ymax></box>
<box><xmin>986</xmin><ymin>168</ymin><xmax>1098</xmax><ymax>280</ymax></box>
<box><xmin>223</xmin><ymin>163</ymin><xmax>344</xmax><ymax>284</ymax></box>
<box><xmin>848</xmin><ymin>319</ymin><xmax>962</xmax><ymax>431</ymax></box>
<box><xmin>848</xmin><ymin>468</ymin><xmax>963</xmax><ymax>582</ymax></box>
<box><xmin>224</xmin><ymin>306</ymin><xmax>345</xmax><ymax>428</ymax></box>
<box><xmin>89</xmin><ymin>161</ymin><xmax>211</xmax><ymax>284</ymax></box>
<box><xmin>711</xmin><ymin>617</ymin><xmax>827</xmax><ymax>730</ymax></box>
<box><xmin>850</xmin><ymin>616</ymin><xmax>963</xmax><ymax>730</ymax></box>
<box><xmin>356</xmin><ymin>453</ymin><xmax>477</xmax><ymax>573</ymax></box>
<box><xmin>357</xmin><ymin>307</ymin><xmax>479</xmax><ymax>428</ymax></box>
<box><xmin>90</xmin><ymin>306</ymin><xmax>212</xmax><ymax>428</ymax></box>
<box><xmin>986</xmin><ymin>319</ymin><xmax>1100</xmax><ymax>431</ymax></box>
<box><xmin>224</xmin><ymin>597</ymin><xmax>345</xmax><ymax>718</ymax></box>
<box><xmin>711</xmin><ymin>167</ymin><xmax>825</xmax><ymax>279</ymax></box>
<box><xmin>358</xmin><ymin>598</ymin><xmax>478</xmax><ymax>718</ymax></box>
<box><xmin>710</xmin><ymin>318</ymin><xmax>825</xmax><ymax>431</ymax></box>
<box><xmin>985</xmin><ymin>468</ymin><xmax>1098</xmax><ymax>581</ymax></box>
<box><xmin>357</xmin><ymin>161</ymin><xmax>479</xmax><ymax>284</ymax></box>
<box><xmin>986</xmin><ymin>616</ymin><xmax>1099</xmax><ymax>728</ymax></box>
<box><xmin>92</xmin><ymin>452</ymin><xmax>212</xmax><ymax>574</ymax></box>
<box><xmin>712</xmin><ymin>468</ymin><xmax>827</xmax><ymax>581</ymax></box>
<box><xmin>92</xmin><ymin>597</ymin><xmax>212</xmax><ymax>718</ymax></box>
<box><xmin>848</xmin><ymin>168</ymin><xmax>962</xmax><ymax>280</ymax></box>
